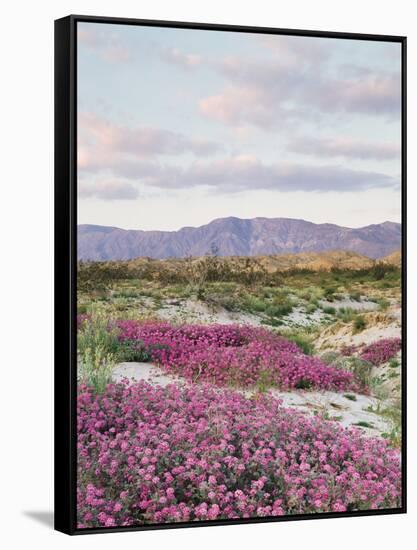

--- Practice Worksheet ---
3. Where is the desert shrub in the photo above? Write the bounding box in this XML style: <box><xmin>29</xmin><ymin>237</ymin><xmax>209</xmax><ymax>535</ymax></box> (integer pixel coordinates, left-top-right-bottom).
<box><xmin>114</xmin><ymin>338</ymin><xmax>168</xmax><ymax>363</ymax></box>
<box><xmin>332</xmin><ymin>356</ymin><xmax>373</xmax><ymax>389</ymax></box>
<box><xmin>206</xmin><ymin>293</ymin><xmax>241</xmax><ymax>312</ymax></box>
<box><xmin>262</xmin><ymin>318</ymin><xmax>284</xmax><ymax>327</ymax></box>
<box><xmin>77</xmin><ymin>308</ymin><xmax>119</xmax><ymax>393</ymax></box>
<box><xmin>389</xmin><ymin>357</ymin><xmax>400</xmax><ymax>369</ymax></box>
<box><xmin>324</xmin><ymin>287</ymin><xmax>336</xmax><ymax>299</ymax></box>
<box><xmin>243</xmin><ymin>295</ymin><xmax>267</xmax><ymax>313</ymax></box>
<box><xmin>354</xmin><ymin>421</ymin><xmax>374</xmax><ymax>429</ymax></box>
<box><xmin>265</xmin><ymin>304</ymin><xmax>293</xmax><ymax>317</ymax></box>
<box><xmin>323</xmin><ymin>306</ymin><xmax>336</xmax><ymax>315</ymax></box>
<box><xmin>375</xmin><ymin>297</ymin><xmax>390</xmax><ymax>311</ymax></box>
<box><xmin>376</xmin><ymin>399</ymin><xmax>402</xmax><ymax>447</ymax></box>
<box><xmin>78</xmin><ymin>346</ymin><xmax>115</xmax><ymax>394</ymax></box>
<box><xmin>337</xmin><ymin>307</ymin><xmax>356</xmax><ymax>323</ymax></box>
<box><xmin>77</xmin><ymin>381</ymin><xmax>401</xmax><ymax>528</ymax></box>
<box><xmin>77</xmin><ymin>310</ymin><xmax>119</xmax><ymax>356</ymax></box>
<box><xmin>77</xmin><ymin>261</ymin><xmax>132</xmax><ymax>292</ymax></box>
<box><xmin>294</xmin><ymin>379</ymin><xmax>313</xmax><ymax>390</ymax></box>
<box><xmin>353</xmin><ymin>316</ymin><xmax>366</xmax><ymax>333</ymax></box>
<box><xmin>372</xmin><ymin>263</ymin><xmax>394</xmax><ymax>281</ymax></box>
<box><xmin>112</xmin><ymin>289</ymin><xmax>139</xmax><ymax>299</ymax></box>
<box><xmin>343</xmin><ymin>394</ymin><xmax>357</xmax><ymax>402</ymax></box>
<box><xmin>320</xmin><ymin>351</ymin><xmax>340</xmax><ymax>365</ymax></box>
<box><xmin>283</xmin><ymin>333</ymin><xmax>315</xmax><ymax>355</ymax></box>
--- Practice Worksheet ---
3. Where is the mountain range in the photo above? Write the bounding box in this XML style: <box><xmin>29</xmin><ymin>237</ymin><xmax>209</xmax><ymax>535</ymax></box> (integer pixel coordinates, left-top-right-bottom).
<box><xmin>77</xmin><ymin>217</ymin><xmax>401</xmax><ymax>261</ymax></box>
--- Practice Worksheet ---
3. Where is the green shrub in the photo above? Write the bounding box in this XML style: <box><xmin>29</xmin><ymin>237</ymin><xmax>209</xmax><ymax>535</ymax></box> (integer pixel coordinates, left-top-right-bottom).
<box><xmin>284</xmin><ymin>333</ymin><xmax>315</xmax><ymax>355</ymax></box>
<box><xmin>77</xmin><ymin>307</ymin><xmax>119</xmax><ymax>393</ymax></box>
<box><xmin>372</xmin><ymin>264</ymin><xmax>392</xmax><ymax>281</ymax></box>
<box><xmin>115</xmin><ymin>339</ymin><xmax>169</xmax><ymax>363</ymax></box>
<box><xmin>261</xmin><ymin>318</ymin><xmax>284</xmax><ymax>327</ymax></box>
<box><xmin>376</xmin><ymin>297</ymin><xmax>390</xmax><ymax>311</ymax></box>
<box><xmin>353</xmin><ymin>316</ymin><xmax>366</xmax><ymax>333</ymax></box>
<box><xmin>295</xmin><ymin>379</ymin><xmax>313</xmax><ymax>390</ymax></box>
<box><xmin>389</xmin><ymin>357</ymin><xmax>400</xmax><ymax>369</ymax></box>
<box><xmin>354</xmin><ymin>421</ymin><xmax>374</xmax><ymax>429</ymax></box>
<box><xmin>206</xmin><ymin>293</ymin><xmax>241</xmax><ymax>312</ymax></box>
<box><xmin>265</xmin><ymin>297</ymin><xmax>294</xmax><ymax>317</ymax></box>
<box><xmin>320</xmin><ymin>350</ymin><xmax>340</xmax><ymax>365</ymax></box>
<box><xmin>343</xmin><ymin>393</ymin><xmax>357</xmax><ymax>402</ymax></box>
<box><xmin>337</xmin><ymin>307</ymin><xmax>356</xmax><ymax>323</ymax></box>
<box><xmin>333</xmin><ymin>356</ymin><xmax>373</xmax><ymax>388</ymax></box>
<box><xmin>324</xmin><ymin>287</ymin><xmax>336</xmax><ymax>298</ymax></box>
<box><xmin>243</xmin><ymin>296</ymin><xmax>267</xmax><ymax>313</ymax></box>
<box><xmin>78</xmin><ymin>346</ymin><xmax>115</xmax><ymax>394</ymax></box>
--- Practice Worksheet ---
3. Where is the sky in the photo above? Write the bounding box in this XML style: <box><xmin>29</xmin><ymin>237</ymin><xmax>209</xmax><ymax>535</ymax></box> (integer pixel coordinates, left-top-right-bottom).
<box><xmin>77</xmin><ymin>22</ymin><xmax>402</xmax><ymax>231</ymax></box>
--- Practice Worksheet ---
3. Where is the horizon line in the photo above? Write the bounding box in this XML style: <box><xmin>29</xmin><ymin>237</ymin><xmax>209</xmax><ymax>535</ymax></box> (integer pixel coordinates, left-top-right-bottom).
<box><xmin>77</xmin><ymin>215</ymin><xmax>401</xmax><ymax>234</ymax></box>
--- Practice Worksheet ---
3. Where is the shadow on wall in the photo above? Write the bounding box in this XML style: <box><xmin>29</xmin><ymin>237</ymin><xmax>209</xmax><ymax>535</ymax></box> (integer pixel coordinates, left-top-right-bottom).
<box><xmin>23</xmin><ymin>511</ymin><xmax>54</xmax><ymax>529</ymax></box>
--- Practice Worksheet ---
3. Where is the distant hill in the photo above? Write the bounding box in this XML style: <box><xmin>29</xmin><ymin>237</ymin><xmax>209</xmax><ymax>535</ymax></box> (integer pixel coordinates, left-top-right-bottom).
<box><xmin>78</xmin><ymin>217</ymin><xmax>401</xmax><ymax>261</ymax></box>
<box><xmin>121</xmin><ymin>249</ymin><xmax>400</xmax><ymax>275</ymax></box>
<box><xmin>380</xmin><ymin>249</ymin><xmax>402</xmax><ymax>268</ymax></box>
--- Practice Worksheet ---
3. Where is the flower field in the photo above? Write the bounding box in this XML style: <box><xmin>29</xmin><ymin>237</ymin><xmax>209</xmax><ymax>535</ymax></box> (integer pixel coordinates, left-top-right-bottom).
<box><xmin>360</xmin><ymin>338</ymin><xmax>402</xmax><ymax>366</ymax></box>
<box><xmin>76</xmin><ymin>261</ymin><xmax>403</xmax><ymax>529</ymax></box>
<box><xmin>340</xmin><ymin>338</ymin><xmax>402</xmax><ymax>366</ymax></box>
<box><xmin>116</xmin><ymin>321</ymin><xmax>357</xmax><ymax>391</ymax></box>
<box><xmin>77</xmin><ymin>381</ymin><xmax>401</xmax><ymax>527</ymax></box>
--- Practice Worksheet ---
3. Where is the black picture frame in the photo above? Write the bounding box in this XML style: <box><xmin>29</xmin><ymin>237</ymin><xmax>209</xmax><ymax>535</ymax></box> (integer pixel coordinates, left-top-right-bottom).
<box><xmin>54</xmin><ymin>14</ymin><xmax>407</xmax><ymax>535</ymax></box>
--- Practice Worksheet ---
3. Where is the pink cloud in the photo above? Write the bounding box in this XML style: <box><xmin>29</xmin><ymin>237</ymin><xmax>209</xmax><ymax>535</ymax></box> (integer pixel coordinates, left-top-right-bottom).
<box><xmin>78</xmin><ymin>112</ymin><xmax>222</xmax><ymax>173</ymax></box>
<box><xmin>199</xmin><ymin>87</ymin><xmax>273</xmax><ymax>127</ymax></box>
<box><xmin>78</xmin><ymin>26</ymin><xmax>131</xmax><ymax>63</ymax></box>
<box><xmin>288</xmin><ymin>135</ymin><xmax>401</xmax><ymax>160</ymax></box>
<box><xmin>197</xmin><ymin>40</ymin><xmax>400</xmax><ymax>129</ymax></box>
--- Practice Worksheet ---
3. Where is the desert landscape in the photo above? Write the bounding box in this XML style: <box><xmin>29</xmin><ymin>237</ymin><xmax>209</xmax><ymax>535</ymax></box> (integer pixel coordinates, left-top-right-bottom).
<box><xmin>77</xmin><ymin>219</ymin><xmax>402</xmax><ymax>527</ymax></box>
<box><xmin>75</xmin><ymin>23</ymin><xmax>402</xmax><ymax>529</ymax></box>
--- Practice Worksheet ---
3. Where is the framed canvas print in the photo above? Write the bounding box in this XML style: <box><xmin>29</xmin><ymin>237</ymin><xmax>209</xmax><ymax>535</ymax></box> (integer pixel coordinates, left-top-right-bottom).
<box><xmin>54</xmin><ymin>15</ymin><xmax>406</xmax><ymax>535</ymax></box>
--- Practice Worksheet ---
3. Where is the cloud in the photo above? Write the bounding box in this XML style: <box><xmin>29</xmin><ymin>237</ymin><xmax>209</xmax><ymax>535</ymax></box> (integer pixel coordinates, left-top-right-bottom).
<box><xmin>78</xmin><ymin>180</ymin><xmax>139</xmax><ymax>200</ymax></box>
<box><xmin>307</xmin><ymin>74</ymin><xmax>401</xmax><ymax>116</ymax></box>
<box><xmin>200</xmin><ymin>71</ymin><xmax>400</xmax><ymax>129</ymax></box>
<box><xmin>78</xmin><ymin>27</ymin><xmax>131</xmax><ymax>63</ymax></box>
<box><xmin>78</xmin><ymin>112</ymin><xmax>222</xmax><ymax>172</ymax></box>
<box><xmin>161</xmin><ymin>48</ymin><xmax>203</xmax><ymax>69</ymax></box>
<box><xmin>198</xmin><ymin>37</ymin><xmax>401</xmax><ymax>129</ymax></box>
<box><xmin>92</xmin><ymin>154</ymin><xmax>396</xmax><ymax>194</ymax></box>
<box><xmin>255</xmin><ymin>34</ymin><xmax>331</xmax><ymax>66</ymax></box>
<box><xmin>199</xmin><ymin>87</ymin><xmax>272</xmax><ymax>127</ymax></box>
<box><xmin>288</xmin><ymin>136</ymin><xmax>401</xmax><ymax>160</ymax></box>
<box><xmin>157</xmin><ymin>157</ymin><xmax>397</xmax><ymax>193</ymax></box>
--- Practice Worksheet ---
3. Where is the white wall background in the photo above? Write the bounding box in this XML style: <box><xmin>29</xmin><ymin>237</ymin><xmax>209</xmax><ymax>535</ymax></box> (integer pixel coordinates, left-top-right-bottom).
<box><xmin>1</xmin><ymin>1</ymin><xmax>414</xmax><ymax>548</ymax></box>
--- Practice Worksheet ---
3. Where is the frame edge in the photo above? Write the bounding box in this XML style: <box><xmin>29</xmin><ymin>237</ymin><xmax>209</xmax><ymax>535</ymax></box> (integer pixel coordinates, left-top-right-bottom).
<box><xmin>54</xmin><ymin>15</ymin><xmax>76</xmax><ymax>536</ymax></box>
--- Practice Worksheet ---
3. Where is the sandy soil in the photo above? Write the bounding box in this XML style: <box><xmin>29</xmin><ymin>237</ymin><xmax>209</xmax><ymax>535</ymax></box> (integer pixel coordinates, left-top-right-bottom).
<box><xmin>316</xmin><ymin>308</ymin><xmax>401</xmax><ymax>351</ymax></box>
<box><xmin>319</xmin><ymin>297</ymin><xmax>378</xmax><ymax>312</ymax></box>
<box><xmin>155</xmin><ymin>298</ymin><xmax>264</xmax><ymax>326</ymax></box>
<box><xmin>283</xmin><ymin>307</ymin><xmax>326</xmax><ymax>327</ymax></box>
